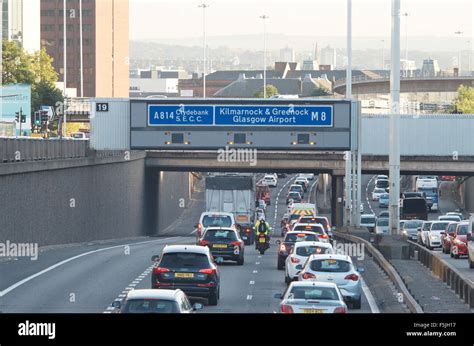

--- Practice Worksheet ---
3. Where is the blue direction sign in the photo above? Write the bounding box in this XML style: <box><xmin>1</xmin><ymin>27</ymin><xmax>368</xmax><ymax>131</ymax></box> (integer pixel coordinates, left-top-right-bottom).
<box><xmin>148</xmin><ymin>104</ymin><xmax>213</xmax><ymax>126</ymax></box>
<box><xmin>215</xmin><ymin>105</ymin><xmax>332</xmax><ymax>127</ymax></box>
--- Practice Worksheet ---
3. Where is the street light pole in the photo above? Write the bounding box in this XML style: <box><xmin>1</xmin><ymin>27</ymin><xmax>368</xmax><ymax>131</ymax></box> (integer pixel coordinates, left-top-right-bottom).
<box><xmin>402</xmin><ymin>12</ymin><xmax>408</xmax><ymax>76</ymax></box>
<box><xmin>63</xmin><ymin>0</ymin><xmax>67</xmax><ymax>137</ymax></box>
<box><xmin>79</xmin><ymin>0</ymin><xmax>84</xmax><ymax>97</ymax></box>
<box><xmin>381</xmin><ymin>39</ymin><xmax>385</xmax><ymax>69</ymax></box>
<box><xmin>389</xmin><ymin>0</ymin><xmax>401</xmax><ymax>236</ymax></box>
<box><xmin>260</xmin><ymin>15</ymin><xmax>269</xmax><ymax>98</ymax></box>
<box><xmin>198</xmin><ymin>4</ymin><xmax>209</xmax><ymax>98</ymax></box>
<box><xmin>455</xmin><ymin>30</ymin><xmax>463</xmax><ymax>75</ymax></box>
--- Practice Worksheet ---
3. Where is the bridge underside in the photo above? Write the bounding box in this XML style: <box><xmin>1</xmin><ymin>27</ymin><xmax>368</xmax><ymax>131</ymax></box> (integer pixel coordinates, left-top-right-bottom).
<box><xmin>145</xmin><ymin>151</ymin><xmax>474</xmax><ymax>176</ymax></box>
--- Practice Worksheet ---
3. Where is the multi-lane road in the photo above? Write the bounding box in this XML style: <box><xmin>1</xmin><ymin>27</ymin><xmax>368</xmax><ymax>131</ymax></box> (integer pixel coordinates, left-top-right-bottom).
<box><xmin>0</xmin><ymin>174</ymin><xmax>470</xmax><ymax>313</ymax></box>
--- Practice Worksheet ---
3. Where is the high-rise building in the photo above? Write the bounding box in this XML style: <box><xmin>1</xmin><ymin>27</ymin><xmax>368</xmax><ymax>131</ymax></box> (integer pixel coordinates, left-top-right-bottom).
<box><xmin>421</xmin><ymin>58</ymin><xmax>440</xmax><ymax>77</ymax></box>
<box><xmin>280</xmin><ymin>47</ymin><xmax>295</xmax><ymax>62</ymax></box>
<box><xmin>40</xmin><ymin>0</ymin><xmax>129</xmax><ymax>97</ymax></box>
<box><xmin>1</xmin><ymin>0</ymin><xmax>40</xmax><ymax>53</ymax></box>
<box><xmin>320</xmin><ymin>45</ymin><xmax>336</xmax><ymax>68</ymax></box>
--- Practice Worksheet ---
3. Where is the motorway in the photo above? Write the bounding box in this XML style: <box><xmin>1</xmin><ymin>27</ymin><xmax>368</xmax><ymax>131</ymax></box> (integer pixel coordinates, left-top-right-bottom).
<box><xmin>0</xmin><ymin>174</ymin><xmax>392</xmax><ymax>314</ymax></box>
<box><xmin>362</xmin><ymin>175</ymin><xmax>474</xmax><ymax>284</ymax></box>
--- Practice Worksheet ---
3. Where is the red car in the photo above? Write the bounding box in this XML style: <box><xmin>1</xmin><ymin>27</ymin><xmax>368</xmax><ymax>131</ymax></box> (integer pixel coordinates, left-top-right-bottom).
<box><xmin>450</xmin><ymin>221</ymin><xmax>471</xmax><ymax>259</ymax></box>
<box><xmin>441</xmin><ymin>222</ymin><xmax>458</xmax><ymax>254</ymax></box>
<box><xmin>441</xmin><ymin>176</ymin><xmax>455</xmax><ymax>181</ymax></box>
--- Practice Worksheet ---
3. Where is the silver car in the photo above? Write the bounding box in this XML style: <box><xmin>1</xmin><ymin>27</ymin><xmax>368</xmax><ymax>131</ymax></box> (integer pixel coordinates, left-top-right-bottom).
<box><xmin>426</xmin><ymin>221</ymin><xmax>450</xmax><ymax>250</ymax></box>
<box><xmin>298</xmin><ymin>254</ymin><xmax>363</xmax><ymax>309</ymax></box>
<box><xmin>375</xmin><ymin>217</ymin><xmax>389</xmax><ymax>235</ymax></box>
<box><xmin>401</xmin><ymin>219</ymin><xmax>423</xmax><ymax>241</ymax></box>
<box><xmin>275</xmin><ymin>281</ymin><xmax>348</xmax><ymax>314</ymax></box>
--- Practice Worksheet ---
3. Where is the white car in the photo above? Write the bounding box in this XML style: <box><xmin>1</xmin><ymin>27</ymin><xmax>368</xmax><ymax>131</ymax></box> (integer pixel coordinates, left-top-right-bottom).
<box><xmin>360</xmin><ymin>214</ymin><xmax>376</xmax><ymax>232</ymax></box>
<box><xmin>263</xmin><ymin>175</ymin><xmax>277</xmax><ymax>187</ymax></box>
<box><xmin>298</xmin><ymin>254</ymin><xmax>363</xmax><ymax>309</ymax></box>
<box><xmin>112</xmin><ymin>289</ymin><xmax>202</xmax><ymax>313</ymax></box>
<box><xmin>425</xmin><ymin>221</ymin><xmax>450</xmax><ymax>250</ymax></box>
<box><xmin>438</xmin><ymin>215</ymin><xmax>462</xmax><ymax>222</ymax></box>
<box><xmin>299</xmin><ymin>173</ymin><xmax>314</xmax><ymax>181</ymax></box>
<box><xmin>372</xmin><ymin>188</ymin><xmax>386</xmax><ymax>201</ymax></box>
<box><xmin>275</xmin><ymin>281</ymin><xmax>347</xmax><ymax>314</ymax></box>
<box><xmin>285</xmin><ymin>241</ymin><xmax>334</xmax><ymax>283</ymax></box>
<box><xmin>375</xmin><ymin>218</ymin><xmax>389</xmax><ymax>235</ymax></box>
<box><xmin>375</xmin><ymin>175</ymin><xmax>388</xmax><ymax>185</ymax></box>
<box><xmin>196</xmin><ymin>212</ymin><xmax>236</xmax><ymax>238</ymax></box>
<box><xmin>418</xmin><ymin>221</ymin><xmax>433</xmax><ymax>245</ymax></box>
<box><xmin>291</xmin><ymin>223</ymin><xmax>329</xmax><ymax>243</ymax></box>
<box><xmin>467</xmin><ymin>232</ymin><xmax>474</xmax><ymax>268</ymax></box>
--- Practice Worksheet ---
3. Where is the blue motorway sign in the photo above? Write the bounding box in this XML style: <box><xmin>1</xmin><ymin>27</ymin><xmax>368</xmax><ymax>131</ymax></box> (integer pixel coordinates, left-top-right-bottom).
<box><xmin>148</xmin><ymin>104</ymin><xmax>333</xmax><ymax>127</ymax></box>
<box><xmin>148</xmin><ymin>104</ymin><xmax>214</xmax><ymax>125</ymax></box>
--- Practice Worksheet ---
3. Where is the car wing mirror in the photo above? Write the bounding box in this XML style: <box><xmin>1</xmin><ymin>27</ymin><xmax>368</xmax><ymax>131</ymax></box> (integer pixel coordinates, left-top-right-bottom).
<box><xmin>151</xmin><ymin>255</ymin><xmax>160</xmax><ymax>262</ymax></box>
<box><xmin>193</xmin><ymin>303</ymin><xmax>203</xmax><ymax>311</ymax></box>
<box><xmin>467</xmin><ymin>233</ymin><xmax>472</xmax><ymax>241</ymax></box>
<box><xmin>111</xmin><ymin>300</ymin><xmax>122</xmax><ymax>309</ymax></box>
<box><xmin>356</xmin><ymin>266</ymin><xmax>365</xmax><ymax>273</ymax></box>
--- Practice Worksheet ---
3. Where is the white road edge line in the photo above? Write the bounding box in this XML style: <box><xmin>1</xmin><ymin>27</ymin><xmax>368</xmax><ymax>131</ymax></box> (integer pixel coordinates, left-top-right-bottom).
<box><xmin>361</xmin><ymin>277</ymin><xmax>380</xmax><ymax>313</ymax></box>
<box><xmin>0</xmin><ymin>236</ymin><xmax>182</xmax><ymax>298</ymax></box>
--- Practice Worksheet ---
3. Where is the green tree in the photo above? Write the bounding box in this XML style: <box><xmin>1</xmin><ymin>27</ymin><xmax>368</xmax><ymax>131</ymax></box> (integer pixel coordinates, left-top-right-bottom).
<box><xmin>30</xmin><ymin>48</ymin><xmax>59</xmax><ymax>84</ymax></box>
<box><xmin>452</xmin><ymin>85</ymin><xmax>474</xmax><ymax>114</ymax></box>
<box><xmin>1</xmin><ymin>40</ymin><xmax>35</xmax><ymax>84</ymax></box>
<box><xmin>254</xmin><ymin>84</ymin><xmax>279</xmax><ymax>98</ymax></box>
<box><xmin>31</xmin><ymin>80</ymin><xmax>64</xmax><ymax>115</ymax></box>
<box><xmin>310</xmin><ymin>86</ymin><xmax>331</xmax><ymax>97</ymax></box>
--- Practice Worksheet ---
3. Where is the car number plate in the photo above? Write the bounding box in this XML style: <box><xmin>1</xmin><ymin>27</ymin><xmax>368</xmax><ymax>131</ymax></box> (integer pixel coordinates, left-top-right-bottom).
<box><xmin>213</xmin><ymin>244</ymin><xmax>227</xmax><ymax>248</ymax></box>
<box><xmin>258</xmin><ymin>238</ymin><xmax>266</xmax><ymax>243</ymax></box>
<box><xmin>175</xmin><ymin>272</ymin><xmax>194</xmax><ymax>278</ymax></box>
<box><xmin>302</xmin><ymin>309</ymin><xmax>324</xmax><ymax>314</ymax></box>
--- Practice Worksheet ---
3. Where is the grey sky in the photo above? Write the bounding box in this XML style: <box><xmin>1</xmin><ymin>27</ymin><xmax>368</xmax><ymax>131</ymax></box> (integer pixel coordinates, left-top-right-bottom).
<box><xmin>130</xmin><ymin>0</ymin><xmax>473</xmax><ymax>40</ymax></box>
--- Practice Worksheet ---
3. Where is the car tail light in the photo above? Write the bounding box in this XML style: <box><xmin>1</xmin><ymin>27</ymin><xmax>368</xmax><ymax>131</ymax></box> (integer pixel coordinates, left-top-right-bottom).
<box><xmin>199</xmin><ymin>240</ymin><xmax>209</xmax><ymax>246</ymax></box>
<box><xmin>280</xmin><ymin>304</ymin><xmax>294</xmax><ymax>314</ymax></box>
<box><xmin>197</xmin><ymin>223</ymin><xmax>202</xmax><ymax>230</ymax></box>
<box><xmin>153</xmin><ymin>267</ymin><xmax>170</xmax><ymax>274</ymax></box>
<box><xmin>290</xmin><ymin>256</ymin><xmax>300</xmax><ymax>263</ymax></box>
<box><xmin>302</xmin><ymin>272</ymin><xmax>316</xmax><ymax>280</ymax></box>
<box><xmin>319</xmin><ymin>233</ymin><xmax>328</xmax><ymax>239</ymax></box>
<box><xmin>245</xmin><ymin>228</ymin><xmax>251</xmax><ymax>234</ymax></box>
<box><xmin>279</xmin><ymin>244</ymin><xmax>286</xmax><ymax>252</ymax></box>
<box><xmin>230</xmin><ymin>241</ymin><xmax>242</xmax><ymax>247</ymax></box>
<box><xmin>199</xmin><ymin>268</ymin><xmax>217</xmax><ymax>275</ymax></box>
<box><xmin>334</xmin><ymin>306</ymin><xmax>347</xmax><ymax>313</ymax></box>
<box><xmin>344</xmin><ymin>274</ymin><xmax>359</xmax><ymax>281</ymax></box>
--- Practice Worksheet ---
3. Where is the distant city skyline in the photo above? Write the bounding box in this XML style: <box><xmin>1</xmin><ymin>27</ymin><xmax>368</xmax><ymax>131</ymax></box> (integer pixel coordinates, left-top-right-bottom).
<box><xmin>130</xmin><ymin>0</ymin><xmax>473</xmax><ymax>43</ymax></box>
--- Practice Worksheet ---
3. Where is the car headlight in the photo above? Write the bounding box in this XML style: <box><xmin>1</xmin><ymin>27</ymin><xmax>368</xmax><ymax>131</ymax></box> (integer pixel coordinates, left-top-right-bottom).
<box><xmin>430</xmin><ymin>235</ymin><xmax>437</xmax><ymax>240</ymax></box>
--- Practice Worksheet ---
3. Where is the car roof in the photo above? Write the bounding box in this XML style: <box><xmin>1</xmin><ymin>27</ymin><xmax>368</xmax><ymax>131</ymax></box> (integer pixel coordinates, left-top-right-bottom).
<box><xmin>293</xmin><ymin>223</ymin><xmax>324</xmax><ymax>229</ymax></box>
<box><xmin>293</xmin><ymin>241</ymin><xmax>332</xmax><ymax>248</ymax></box>
<box><xmin>288</xmin><ymin>281</ymin><xmax>338</xmax><ymax>289</ymax></box>
<box><xmin>307</xmin><ymin>253</ymin><xmax>352</xmax><ymax>262</ymax></box>
<box><xmin>126</xmin><ymin>289</ymin><xmax>182</xmax><ymax>300</ymax></box>
<box><xmin>431</xmin><ymin>221</ymin><xmax>450</xmax><ymax>224</ymax></box>
<box><xmin>361</xmin><ymin>214</ymin><xmax>376</xmax><ymax>218</ymax></box>
<box><xmin>163</xmin><ymin>245</ymin><xmax>210</xmax><ymax>255</ymax></box>
<box><xmin>204</xmin><ymin>227</ymin><xmax>237</xmax><ymax>232</ymax></box>
<box><xmin>286</xmin><ymin>230</ymin><xmax>318</xmax><ymax>235</ymax></box>
<box><xmin>200</xmin><ymin>212</ymin><xmax>234</xmax><ymax>217</ymax></box>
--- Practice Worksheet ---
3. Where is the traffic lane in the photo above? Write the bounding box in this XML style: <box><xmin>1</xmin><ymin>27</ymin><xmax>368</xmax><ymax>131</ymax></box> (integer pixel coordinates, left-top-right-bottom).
<box><xmin>0</xmin><ymin>236</ymin><xmax>193</xmax><ymax>313</ymax></box>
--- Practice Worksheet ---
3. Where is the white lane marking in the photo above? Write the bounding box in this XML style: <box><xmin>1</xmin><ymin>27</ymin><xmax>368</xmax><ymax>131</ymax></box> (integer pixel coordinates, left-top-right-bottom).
<box><xmin>255</xmin><ymin>262</ymin><xmax>260</xmax><ymax>265</ymax></box>
<box><xmin>361</xmin><ymin>277</ymin><xmax>380</xmax><ymax>313</ymax></box>
<box><xmin>249</xmin><ymin>281</ymin><xmax>255</xmax><ymax>285</ymax></box>
<box><xmin>103</xmin><ymin>311</ymin><xmax>112</xmax><ymax>314</ymax></box>
<box><xmin>366</xmin><ymin>175</ymin><xmax>376</xmax><ymax>214</ymax></box>
<box><xmin>129</xmin><ymin>283</ymin><xmax>137</xmax><ymax>287</ymax></box>
<box><xmin>246</xmin><ymin>295</ymin><xmax>253</xmax><ymax>300</ymax></box>
<box><xmin>106</xmin><ymin>306</ymin><xmax>115</xmax><ymax>310</ymax></box>
<box><xmin>258</xmin><ymin>255</ymin><xmax>262</xmax><ymax>258</ymax></box>
<box><xmin>308</xmin><ymin>178</ymin><xmax>319</xmax><ymax>204</ymax></box>
<box><xmin>0</xmin><ymin>237</ymin><xmax>183</xmax><ymax>298</ymax></box>
<box><xmin>253</xmin><ymin>270</ymin><xmax>258</xmax><ymax>274</ymax></box>
<box><xmin>272</xmin><ymin>175</ymin><xmax>297</xmax><ymax>230</ymax></box>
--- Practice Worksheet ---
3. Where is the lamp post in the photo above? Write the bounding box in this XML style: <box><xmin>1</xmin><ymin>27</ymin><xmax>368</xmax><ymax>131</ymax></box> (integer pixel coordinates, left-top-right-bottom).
<box><xmin>381</xmin><ymin>39</ymin><xmax>386</xmax><ymax>69</ymax></box>
<box><xmin>260</xmin><ymin>14</ymin><xmax>269</xmax><ymax>98</ymax></box>
<box><xmin>454</xmin><ymin>30</ymin><xmax>463</xmax><ymax>75</ymax></box>
<box><xmin>198</xmin><ymin>4</ymin><xmax>209</xmax><ymax>98</ymax></box>
<box><xmin>402</xmin><ymin>12</ymin><xmax>408</xmax><ymax>76</ymax></box>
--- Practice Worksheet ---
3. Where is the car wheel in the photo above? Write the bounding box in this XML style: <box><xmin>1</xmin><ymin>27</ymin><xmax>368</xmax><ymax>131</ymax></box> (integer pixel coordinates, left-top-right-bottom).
<box><xmin>450</xmin><ymin>250</ymin><xmax>454</xmax><ymax>258</ymax></box>
<box><xmin>208</xmin><ymin>290</ymin><xmax>219</xmax><ymax>306</ymax></box>
<box><xmin>277</xmin><ymin>258</ymin><xmax>285</xmax><ymax>270</ymax></box>
<box><xmin>352</xmin><ymin>296</ymin><xmax>362</xmax><ymax>309</ymax></box>
<box><xmin>285</xmin><ymin>273</ymin><xmax>292</xmax><ymax>284</ymax></box>
<box><xmin>454</xmin><ymin>253</ymin><xmax>460</xmax><ymax>259</ymax></box>
<box><xmin>237</xmin><ymin>255</ymin><xmax>244</xmax><ymax>266</ymax></box>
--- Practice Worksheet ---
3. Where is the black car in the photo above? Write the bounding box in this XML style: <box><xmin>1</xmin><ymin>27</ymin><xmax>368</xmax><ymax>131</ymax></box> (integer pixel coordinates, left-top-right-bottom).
<box><xmin>276</xmin><ymin>231</ymin><xmax>319</xmax><ymax>270</ymax></box>
<box><xmin>199</xmin><ymin>227</ymin><xmax>244</xmax><ymax>265</ymax></box>
<box><xmin>239</xmin><ymin>223</ymin><xmax>255</xmax><ymax>245</ymax></box>
<box><xmin>151</xmin><ymin>245</ymin><xmax>220</xmax><ymax>305</ymax></box>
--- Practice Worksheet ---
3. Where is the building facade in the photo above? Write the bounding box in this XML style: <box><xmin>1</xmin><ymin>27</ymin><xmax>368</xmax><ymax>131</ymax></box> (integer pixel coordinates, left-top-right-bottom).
<box><xmin>2</xmin><ymin>0</ymin><xmax>40</xmax><ymax>53</ymax></box>
<box><xmin>40</xmin><ymin>0</ymin><xmax>129</xmax><ymax>97</ymax></box>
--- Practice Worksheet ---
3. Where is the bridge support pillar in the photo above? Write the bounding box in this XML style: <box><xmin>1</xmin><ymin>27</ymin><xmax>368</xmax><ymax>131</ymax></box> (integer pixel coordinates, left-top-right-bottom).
<box><xmin>145</xmin><ymin>168</ymin><xmax>159</xmax><ymax>235</ymax></box>
<box><xmin>331</xmin><ymin>175</ymin><xmax>344</xmax><ymax>228</ymax></box>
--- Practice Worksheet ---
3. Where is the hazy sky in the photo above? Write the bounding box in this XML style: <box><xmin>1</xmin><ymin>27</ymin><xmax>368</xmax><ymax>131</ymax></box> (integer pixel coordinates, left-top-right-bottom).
<box><xmin>130</xmin><ymin>0</ymin><xmax>473</xmax><ymax>40</ymax></box>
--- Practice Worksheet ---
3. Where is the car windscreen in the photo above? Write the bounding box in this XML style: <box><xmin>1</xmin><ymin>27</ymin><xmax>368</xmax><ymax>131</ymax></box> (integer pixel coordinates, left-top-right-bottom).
<box><xmin>377</xmin><ymin>219</ymin><xmax>389</xmax><ymax>226</ymax></box>
<box><xmin>289</xmin><ymin>192</ymin><xmax>301</xmax><ymax>198</ymax></box>
<box><xmin>457</xmin><ymin>224</ymin><xmax>469</xmax><ymax>235</ymax></box>
<box><xmin>289</xmin><ymin>214</ymin><xmax>301</xmax><ymax>221</ymax></box>
<box><xmin>404</xmin><ymin>220</ymin><xmax>423</xmax><ymax>229</ymax></box>
<box><xmin>296</xmin><ymin>246</ymin><xmax>332</xmax><ymax>256</ymax></box>
<box><xmin>431</xmin><ymin>222</ymin><xmax>449</xmax><ymax>231</ymax></box>
<box><xmin>202</xmin><ymin>215</ymin><xmax>232</xmax><ymax>228</ymax></box>
<box><xmin>204</xmin><ymin>229</ymin><xmax>237</xmax><ymax>241</ymax></box>
<box><xmin>290</xmin><ymin>186</ymin><xmax>303</xmax><ymax>191</ymax></box>
<box><xmin>289</xmin><ymin>287</ymin><xmax>339</xmax><ymax>300</ymax></box>
<box><xmin>123</xmin><ymin>299</ymin><xmax>179</xmax><ymax>313</ymax></box>
<box><xmin>159</xmin><ymin>253</ymin><xmax>210</xmax><ymax>270</ymax></box>
<box><xmin>376</xmin><ymin>180</ymin><xmax>389</xmax><ymax>188</ymax></box>
<box><xmin>293</xmin><ymin>225</ymin><xmax>324</xmax><ymax>234</ymax></box>
<box><xmin>310</xmin><ymin>259</ymin><xmax>351</xmax><ymax>273</ymax></box>
<box><xmin>439</xmin><ymin>216</ymin><xmax>461</xmax><ymax>222</ymax></box>
<box><xmin>361</xmin><ymin>217</ymin><xmax>375</xmax><ymax>224</ymax></box>
<box><xmin>380</xmin><ymin>194</ymin><xmax>389</xmax><ymax>199</ymax></box>
<box><xmin>284</xmin><ymin>233</ymin><xmax>317</xmax><ymax>242</ymax></box>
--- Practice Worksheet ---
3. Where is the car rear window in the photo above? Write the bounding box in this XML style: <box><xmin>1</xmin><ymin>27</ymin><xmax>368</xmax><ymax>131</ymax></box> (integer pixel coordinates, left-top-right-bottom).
<box><xmin>380</xmin><ymin>194</ymin><xmax>389</xmax><ymax>199</ymax></box>
<box><xmin>404</xmin><ymin>220</ymin><xmax>423</xmax><ymax>228</ymax></box>
<box><xmin>457</xmin><ymin>224</ymin><xmax>469</xmax><ymax>235</ymax></box>
<box><xmin>289</xmin><ymin>192</ymin><xmax>301</xmax><ymax>197</ymax></box>
<box><xmin>285</xmin><ymin>233</ymin><xmax>317</xmax><ymax>242</ymax></box>
<box><xmin>377</xmin><ymin>219</ymin><xmax>389</xmax><ymax>226</ymax></box>
<box><xmin>293</xmin><ymin>225</ymin><xmax>324</xmax><ymax>234</ymax></box>
<box><xmin>310</xmin><ymin>259</ymin><xmax>351</xmax><ymax>272</ymax></box>
<box><xmin>289</xmin><ymin>214</ymin><xmax>301</xmax><ymax>222</ymax></box>
<box><xmin>289</xmin><ymin>287</ymin><xmax>339</xmax><ymax>300</ymax></box>
<box><xmin>204</xmin><ymin>230</ymin><xmax>237</xmax><ymax>241</ymax></box>
<box><xmin>296</xmin><ymin>246</ymin><xmax>332</xmax><ymax>256</ymax></box>
<box><xmin>202</xmin><ymin>215</ymin><xmax>232</xmax><ymax>228</ymax></box>
<box><xmin>123</xmin><ymin>299</ymin><xmax>179</xmax><ymax>313</ymax></box>
<box><xmin>361</xmin><ymin>217</ymin><xmax>375</xmax><ymax>224</ymax></box>
<box><xmin>159</xmin><ymin>253</ymin><xmax>210</xmax><ymax>270</ymax></box>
